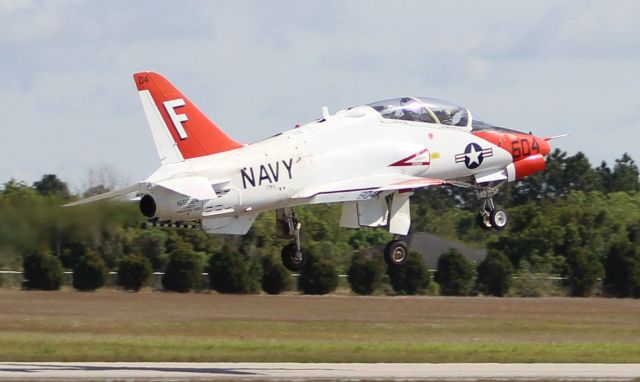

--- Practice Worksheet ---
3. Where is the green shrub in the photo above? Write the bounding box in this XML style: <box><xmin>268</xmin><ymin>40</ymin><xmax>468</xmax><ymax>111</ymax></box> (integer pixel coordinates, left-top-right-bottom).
<box><xmin>476</xmin><ymin>251</ymin><xmax>513</xmax><ymax>297</ymax></box>
<box><xmin>261</xmin><ymin>255</ymin><xmax>292</xmax><ymax>295</ymax></box>
<box><xmin>298</xmin><ymin>250</ymin><xmax>339</xmax><ymax>295</ymax></box>
<box><xmin>433</xmin><ymin>248</ymin><xmax>473</xmax><ymax>296</ymax></box>
<box><xmin>60</xmin><ymin>241</ymin><xmax>87</xmax><ymax>269</ymax></box>
<box><xmin>161</xmin><ymin>242</ymin><xmax>203</xmax><ymax>293</ymax></box>
<box><xmin>347</xmin><ymin>250</ymin><xmax>384</xmax><ymax>295</ymax></box>
<box><xmin>566</xmin><ymin>247</ymin><xmax>604</xmax><ymax>297</ymax></box>
<box><xmin>72</xmin><ymin>251</ymin><xmax>109</xmax><ymax>291</ymax></box>
<box><xmin>22</xmin><ymin>250</ymin><xmax>63</xmax><ymax>290</ymax></box>
<box><xmin>117</xmin><ymin>254</ymin><xmax>152</xmax><ymax>292</ymax></box>
<box><xmin>208</xmin><ymin>245</ymin><xmax>260</xmax><ymax>294</ymax></box>
<box><xmin>603</xmin><ymin>241</ymin><xmax>640</xmax><ymax>297</ymax></box>
<box><xmin>387</xmin><ymin>252</ymin><xmax>430</xmax><ymax>295</ymax></box>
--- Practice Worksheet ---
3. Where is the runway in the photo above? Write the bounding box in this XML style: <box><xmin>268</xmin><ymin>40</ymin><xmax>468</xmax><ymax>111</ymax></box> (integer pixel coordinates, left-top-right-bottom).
<box><xmin>1</xmin><ymin>363</ymin><xmax>639</xmax><ymax>381</ymax></box>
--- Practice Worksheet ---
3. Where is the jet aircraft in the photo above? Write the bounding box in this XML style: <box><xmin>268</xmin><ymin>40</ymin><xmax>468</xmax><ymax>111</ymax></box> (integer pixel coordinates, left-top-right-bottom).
<box><xmin>67</xmin><ymin>72</ymin><xmax>557</xmax><ymax>271</ymax></box>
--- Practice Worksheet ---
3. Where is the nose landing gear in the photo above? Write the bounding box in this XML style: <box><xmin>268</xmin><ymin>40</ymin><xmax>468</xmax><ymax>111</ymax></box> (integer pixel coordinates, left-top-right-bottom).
<box><xmin>476</xmin><ymin>187</ymin><xmax>508</xmax><ymax>231</ymax></box>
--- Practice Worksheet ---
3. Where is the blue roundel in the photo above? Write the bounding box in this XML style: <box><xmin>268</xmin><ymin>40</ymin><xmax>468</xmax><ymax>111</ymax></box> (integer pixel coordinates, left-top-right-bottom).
<box><xmin>464</xmin><ymin>143</ymin><xmax>484</xmax><ymax>169</ymax></box>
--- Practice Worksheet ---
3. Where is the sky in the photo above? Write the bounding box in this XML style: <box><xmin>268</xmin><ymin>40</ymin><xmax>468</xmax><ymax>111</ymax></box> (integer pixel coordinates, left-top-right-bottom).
<box><xmin>1</xmin><ymin>0</ymin><xmax>639</xmax><ymax>192</ymax></box>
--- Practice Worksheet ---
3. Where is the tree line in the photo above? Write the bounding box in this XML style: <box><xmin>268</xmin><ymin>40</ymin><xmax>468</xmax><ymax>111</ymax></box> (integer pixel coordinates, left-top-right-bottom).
<box><xmin>1</xmin><ymin>150</ymin><xmax>639</xmax><ymax>297</ymax></box>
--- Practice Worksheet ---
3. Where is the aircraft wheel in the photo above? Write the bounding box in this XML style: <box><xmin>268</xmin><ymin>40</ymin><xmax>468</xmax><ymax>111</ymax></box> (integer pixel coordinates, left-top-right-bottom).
<box><xmin>476</xmin><ymin>212</ymin><xmax>493</xmax><ymax>231</ymax></box>
<box><xmin>281</xmin><ymin>243</ymin><xmax>306</xmax><ymax>272</ymax></box>
<box><xmin>490</xmin><ymin>208</ymin><xmax>509</xmax><ymax>231</ymax></box>
<box><xmin>384</xmin><ymin>240</ymin><xmax>409</xmax><ymax>266</ymax></box>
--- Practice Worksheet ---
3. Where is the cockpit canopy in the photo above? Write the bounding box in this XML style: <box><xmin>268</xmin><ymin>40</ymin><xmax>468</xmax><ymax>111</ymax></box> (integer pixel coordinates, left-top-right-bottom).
<box><xmin>368</xmin><ymin>97</ymin><xmax>470</xmax><ymax>128</ymax></box>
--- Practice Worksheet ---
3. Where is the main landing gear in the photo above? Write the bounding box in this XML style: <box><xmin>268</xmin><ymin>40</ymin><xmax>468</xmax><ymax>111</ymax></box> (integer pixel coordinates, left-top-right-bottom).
<box><xmin>384</xmin><ymin>238</ymin><xmax>410</xmax><ymax>266</ymax></box>
<box><xmin>278</xmin><ymin>209</ymin><xmax>306</xmax><ymax>272</ymax></box>
<box><xmin>476</xmin><ymin>187</ymin><xmax>508</xmax><ymax>231</ymax></box>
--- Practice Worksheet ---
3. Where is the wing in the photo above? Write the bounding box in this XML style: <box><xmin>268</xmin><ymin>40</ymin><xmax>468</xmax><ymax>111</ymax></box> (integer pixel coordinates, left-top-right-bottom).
<box><xmin>64</xmin><ymin>176</ymin><xmax>225</xmax><ymax>208</ymax></box>
<box><xmin>292</xmin><ymin>173</ymin><xmax>446</xmax><ymax>204</ymax></box>
<box><xmin>63</xmin><ymin>184</ymin><xmax>139</xmax><ymax>207</ymax></box>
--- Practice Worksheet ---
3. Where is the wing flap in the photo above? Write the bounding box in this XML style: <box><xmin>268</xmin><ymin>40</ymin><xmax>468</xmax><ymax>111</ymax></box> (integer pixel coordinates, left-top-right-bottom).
<box><xmin>378</xmin><ymin>177</ymin><xmax>445</xmax><ymax>190</ymax></box>
<box><xmin>292</xmin><ymin>173</ymin><xmax>445</xmax><ymax>203</ymax></box>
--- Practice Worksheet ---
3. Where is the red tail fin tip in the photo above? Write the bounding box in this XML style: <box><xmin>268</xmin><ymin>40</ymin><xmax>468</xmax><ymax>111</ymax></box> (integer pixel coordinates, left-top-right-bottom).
<box><xmin>134</xmin><ymin>72</ymin><xmax>242</xmax><ymax>160</ymax></box>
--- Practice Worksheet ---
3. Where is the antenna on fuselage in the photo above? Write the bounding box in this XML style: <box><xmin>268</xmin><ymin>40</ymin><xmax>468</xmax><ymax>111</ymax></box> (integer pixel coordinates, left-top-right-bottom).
<box><xmin>321</xmin><ymin>106</ymin><xmax>330</xmax><ymax>119</ymax></box>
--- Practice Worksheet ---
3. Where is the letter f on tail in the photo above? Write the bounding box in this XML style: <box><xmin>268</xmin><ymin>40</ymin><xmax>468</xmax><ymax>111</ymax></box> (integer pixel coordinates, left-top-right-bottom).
<box><xmin>134</xmin><ymin>72</ymin><xmax>242</xmax><ymax>165</ymax></box>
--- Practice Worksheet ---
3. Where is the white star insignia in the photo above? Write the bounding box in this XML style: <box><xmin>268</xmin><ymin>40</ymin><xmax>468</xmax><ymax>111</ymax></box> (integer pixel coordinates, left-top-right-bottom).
<box><xmin>466</xmin><ymin>145</ymin><xmax>482</xmax><ymax>165</ymax></box>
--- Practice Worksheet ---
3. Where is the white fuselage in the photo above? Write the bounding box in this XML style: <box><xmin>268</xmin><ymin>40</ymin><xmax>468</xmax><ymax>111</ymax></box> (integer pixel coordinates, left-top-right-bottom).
<box><xmin>144</xmin><ymin>106</ymin><xmax>512</xmax><ymax>223</ymax></box>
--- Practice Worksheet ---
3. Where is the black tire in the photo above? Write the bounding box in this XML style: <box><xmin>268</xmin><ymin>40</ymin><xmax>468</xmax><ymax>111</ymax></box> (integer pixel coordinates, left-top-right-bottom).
<box><xmin>384</xmin><ymin>240</ymin><xmax>409</xmax><ymax>266</ymax></box>
<box><xmin>281</xmin><ymin>243</ymin><xmax>305</xmax><ymax>272</ymax></box>
<box><xmin>476</xmin><ymin>212</ymin><xmax>493</xmax><ymax>231</ymax></box>
<box><xmin>490</xmin><ymin>208</ymin><xmax>508</xmax><ymax>231</ymax></box>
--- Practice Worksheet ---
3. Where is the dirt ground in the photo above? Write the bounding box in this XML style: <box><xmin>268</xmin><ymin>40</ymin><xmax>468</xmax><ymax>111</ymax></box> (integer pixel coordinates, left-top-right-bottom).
<box><xmin>1</xmin><ymin>289</ymin><xmax>639</xmax><ymax>362</ymax></box>
<box><xmin>1</xmin><ymin>289</ymin><xmax>638</xmax><ymax>323</ymax></box>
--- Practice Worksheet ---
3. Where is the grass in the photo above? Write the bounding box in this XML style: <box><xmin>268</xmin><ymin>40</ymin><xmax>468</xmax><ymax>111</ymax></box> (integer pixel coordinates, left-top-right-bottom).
<box><xmin>0</xmin><ymin>290</ymin><xmax>639</xmax><ymax>362</ymax></box>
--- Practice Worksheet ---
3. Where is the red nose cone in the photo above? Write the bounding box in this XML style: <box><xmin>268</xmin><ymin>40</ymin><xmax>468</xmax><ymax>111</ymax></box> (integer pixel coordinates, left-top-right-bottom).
<box><xmin>539</xmin><ymin>137</ymin><xmax>551</xmax><ymax>156</ymax></box>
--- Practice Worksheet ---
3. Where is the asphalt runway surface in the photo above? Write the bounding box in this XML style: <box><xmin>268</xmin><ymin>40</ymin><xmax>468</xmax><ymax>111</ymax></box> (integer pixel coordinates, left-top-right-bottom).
<box><xmin>1</xmin><ymin>363</ymin><xmax>640</xmax><ymax>381</ymax></box>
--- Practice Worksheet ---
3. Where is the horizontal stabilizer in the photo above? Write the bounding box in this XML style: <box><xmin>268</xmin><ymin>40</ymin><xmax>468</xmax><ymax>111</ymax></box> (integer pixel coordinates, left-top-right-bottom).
<box><xmin>155</xmin><ymin>176</ymin><xmax>218</xmax><ymax>201</ymax></box>
<box><xmin>63</xmin><ymin>184</ymin><xmax>139</xmax><ymax>207</ymax></box>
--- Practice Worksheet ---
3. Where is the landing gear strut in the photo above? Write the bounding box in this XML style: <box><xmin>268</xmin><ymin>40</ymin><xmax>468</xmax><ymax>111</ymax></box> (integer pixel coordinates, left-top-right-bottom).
<box><xmin>476</xmin><ymin>187</ymin><xmax>508</xmax><ymax>231</ymax></box>
<box><xmin>279</xmin><ymin>209</ymin><xmax>306</xmax><ymax>272</ymax></box>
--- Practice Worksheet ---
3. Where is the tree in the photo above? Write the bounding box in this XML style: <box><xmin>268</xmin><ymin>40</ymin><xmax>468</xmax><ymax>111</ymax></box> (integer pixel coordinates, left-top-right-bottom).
<box><xmin>611</xmin><ymin>153</ymin><xmax>639</xmax><ymax>192</ymax></box>
<box><xmin>434</xmin><ymin>248</ymin><xmax>473</xmax><ymax>296</ymax></box>
<box><xmin>131</xmin><ymin>230</ymin><xmax>168</xmax><ymax>271</ymax></box>
<box><xmin>347</xmin><ymin>229</ymin><xmax>392</xmax><ymax>251</ymax></box>
<box><xmin>22</xmin><ymin>250</ymin><xmax>64</xmax><ymax>290</ymax></box>
<box><xmin>298</xmin><ymin>250</ymin><xmax>339</xmax><ymax>295</ymax></box>
<box><xmin>72</xmin><ymin>251</ymin><xmax>109</xmax><ymax>291</ymax></box>
<box><xmin>33</xmin><ymin>174</ymin><xmax>70</xmax><ymax>198</ymax></box>
<box><xmin>117</xmin><ymin>255</ymin><xmax>152</xmax><ymax>292</ymax></box>
<box><xmin>476</xmin><ymin>251</ymin><xmax>513</xmax><ymax>297</ymax></box>
<box><xmin>628</xmin><ymin>221</ymin><xmax>640</xmax><ymax>244</ymax></box>
<box><xmin>539</xmin><ymin>149</ymin><xmax>567</xmax><ymax>199</ymax></box>
<box><xmin>347</xmin><ymin>250</ymin><xmax>385</xmax><ymax>295</ymax></box>
<box><xmin>261</xmin><ymin>255</ymin><xmax>292</xmax><ymax>295</ymax></box>
<box><xmin>565</xmin><ymin>247</ymin><xmax>604</xmax><ymax>297</ymax></box>
<box><xmin>98</xmin><ymin>228</ymin><xmax>125</xmax><ymax>269</ymax></box>
<box><xmin>83</xmin><ymin>185</ymin><xmax>110</xmax><ymax>198</ymax></box>
<box><xmin>2</xmin><ymin>179</ymin><xmax>37</xmax><ymax>197</ymax></box>
<box><xmin>208</xmin><ymin>244</ymin><xmax>260</xmax><ymax>294</ymax></box>
<box><xmin>535</xmin><ymin>150</ymin><xmax>603</xmax><ymax>199</ymax></box>
<box><xmin>562</xmin><ymin>152</ymin><xmax>603</xmax><ymax>193</ymax></box>
<box><xmin>387</xmin><ymin>252</ymin><xmax>430</xmax><ymax>295</ymax></box>
<box><xmin>596</xmin><ymin>161</ymin><xmax>613</xmax><ymax>193</ymax></box>
<box><xmin>161</xmin><ymin>242</ymin><xmax>203</xmax><ymax>292</ymax></box>
<box><xmin>487</xmin><ymin>203</ymin><xmax>566</xmax><ymax>273</ymax></box>
<box><xmin>603</xmin><ymin>241</ymin><xmax>640</xmax><ymax>297</ymax></box>
<box><xmin>83</xmin><ymin>165</ymin><xmax>124</xmax><ymax>195</ymax></box>
<box><xmin>60</xmin><ymin>241</ymin><xmax>88</xmax><ymax>269</ymax></box>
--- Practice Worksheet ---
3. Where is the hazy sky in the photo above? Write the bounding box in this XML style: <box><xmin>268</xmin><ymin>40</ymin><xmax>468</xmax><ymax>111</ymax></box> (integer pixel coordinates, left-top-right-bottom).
<box><xmin>1</xmin><ymin>0</ymin><xmax>639</xmax><ymax>191</ymax></box>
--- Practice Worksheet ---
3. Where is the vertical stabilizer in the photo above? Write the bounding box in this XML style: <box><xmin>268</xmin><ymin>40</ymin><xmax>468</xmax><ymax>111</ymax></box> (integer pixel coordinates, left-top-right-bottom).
<box><xmin>134</xmin><ymin>72</ymin><xmax>242</xmax><ymax>164</ymax></box>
